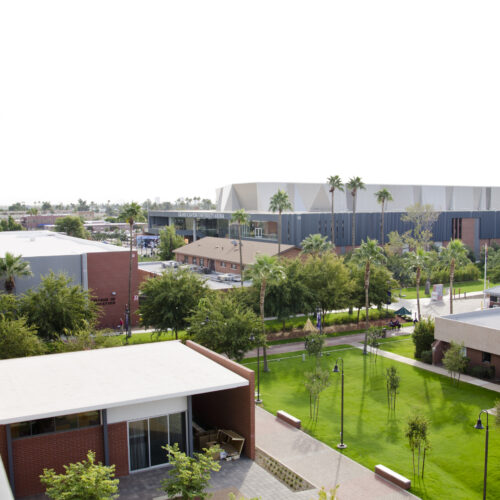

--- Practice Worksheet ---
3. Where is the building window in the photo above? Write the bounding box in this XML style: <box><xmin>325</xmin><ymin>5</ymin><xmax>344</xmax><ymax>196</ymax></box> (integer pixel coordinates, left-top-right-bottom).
<box><xmin>199</xmin><ymin>258</ymin><xmax>204</xmax><ymax>267</ymax></box>
<box><xmin>192</xmin><ymin>257</ymin><xmax>197</xmax><ymax>265</ymax></box>
<box><xmin>220</xmin><ymin>261</ymin><xmax>226</xmax><ymax>268</ymax></box>
<box><xmin>231</xmin><ymin>263</ymin><xmax>237</xmax><ymax>270</ymax></box>
<box><xmin>482</xmin><ymin>352</ymin><xmax>491</xmax><ymax>363</ymax></box>
<box><xmin>452</xmin><ymin>218</ymin><xmax>462</xmax><ymax>240</ymax></box>
<box><xmin>183</xmin><ymin>255</ymin><xmax>188</xmax><ymax>264</ymax></box>
<box><xmin>10</xmin><ymin>411</ymin><xmax>101</xmax><ymax>439</ymax></box>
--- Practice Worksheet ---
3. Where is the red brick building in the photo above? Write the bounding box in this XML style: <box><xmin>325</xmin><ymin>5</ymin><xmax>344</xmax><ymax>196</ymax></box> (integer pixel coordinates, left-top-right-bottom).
<box><xmin>0</xmin><ymin>341</ymin><xmax>254</xmax><ymax>497</ymax></box>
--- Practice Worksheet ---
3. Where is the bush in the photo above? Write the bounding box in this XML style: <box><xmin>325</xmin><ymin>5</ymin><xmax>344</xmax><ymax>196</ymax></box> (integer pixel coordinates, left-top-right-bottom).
<box><xmin>413</xmin><ymin>318</ymin><xmax>435</xmax><ymax>358</ymax></box>
<box><xmin>420</xmin><ymin>350</ymin><xmax>433</xmax><ymax>364</ymax></box>
<box><xmin>469</xmin><ymin>365</ymin><xmax>495</xmax><ymax>380</ymax></box>
<box><xmin>430</xmin><ymin>263</ymin><xmax>480</xmax><ymax>284</ymax></box>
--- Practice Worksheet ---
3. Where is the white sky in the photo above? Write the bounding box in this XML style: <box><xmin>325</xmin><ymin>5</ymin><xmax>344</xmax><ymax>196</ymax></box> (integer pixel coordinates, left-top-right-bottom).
<box><xmin>1</xmin><ymin>1</ymin><xmax>499</xmax><ymax>206</ymax></box>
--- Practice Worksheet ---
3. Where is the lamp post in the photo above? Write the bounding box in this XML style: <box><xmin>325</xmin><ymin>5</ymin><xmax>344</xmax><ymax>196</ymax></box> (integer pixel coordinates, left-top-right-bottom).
<box><xmin>250</xmin><ymin>335</ymin><xmax>262</xmax><ymax>404</ymax></box>
<box><xmin>474</xmin><ymin>409</ymin><xmax>490</xmax><ymax>500</ymax></box>
<box><xmin>332</xmin><ymin>358</ymin><xmax>347</xmax><ymax>449</ymax></box>
<box><xmin>316</xmin><ymin>307</ymin><xmax>322</xmax><ymax>334</ymax></box>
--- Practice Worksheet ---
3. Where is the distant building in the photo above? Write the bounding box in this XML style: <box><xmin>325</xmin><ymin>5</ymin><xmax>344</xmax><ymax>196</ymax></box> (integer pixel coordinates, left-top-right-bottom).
<box><xmin>149</xmin><ymin>182</ymin><xmax>500</xmax><ymax>255</ymax></box>
<box><xmin>173</xmin><ymin>236</ymin><xmax>300</xmax><ymax>273</ymax></box>
<box><xmin>0</xmin><ymin>231</ymin><xmax>143</xmax><ymax>329</ymax></box>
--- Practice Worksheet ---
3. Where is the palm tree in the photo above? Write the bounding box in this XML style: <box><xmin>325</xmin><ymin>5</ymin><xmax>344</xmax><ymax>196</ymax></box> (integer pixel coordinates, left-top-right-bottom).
<box><xmin>405</xmin><ymin>248</ymin><xmax>429</xmax><ymax>320</ymax></box>
<box><xmin>245</xmin><ymin>255</ymin><xmax>285</xmax><ymax>372</ymax></box>
<box><xmin>346</xmin><ymin>177</ymin><xmax>366</xmax><ymax>249</ymax></box>
<box><xmin>300</xmin><ymin>234</ymin><xmax>333</xmax><ymax>256</ymax></box>
<box><xmin>352</xmin><ymin>238</ymin><xmax>386</xmax><ymax>354</ymax></box>
<box><xmin>230</xmin><ymin>209</ymin><xmax>250</xmax><ymax>287</ymax></box>
<box><xmin>0</xmin><ymin>253</ymin><xmax>33</xmax><ymax>293</ymax></box>
<box><xmin>119</xmin><ymin>202</ymin><xmax>144</xmax><ymax>337</ymax></box>
<box><xmin>375</xmin><ymin>188</ymin><xmax>393</xmax><ymax>245</ymax></box>
<box><xmin>440</xmin><ymin>239</ymin><xmax>469</xmax><ymax>314</ymax></box>
<box><xmin>327</xmin><ymin>176</ymin><xmax>344</xmax><ymax>244</ymax></box>
<box><xmin>269</xmin><ymin>190</ymin><xmax>292</xmax><ymax>255</ymax></box>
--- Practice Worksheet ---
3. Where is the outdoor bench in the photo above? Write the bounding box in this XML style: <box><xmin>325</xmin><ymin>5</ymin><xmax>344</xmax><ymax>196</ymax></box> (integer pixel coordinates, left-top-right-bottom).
<box><xmin>276</xmin><ymin>410</ymin><xmax>301</xmax><ymax>429</ymax></box>
<box><xmin>374</xmin><ymin>464</ymin><xmax>411</xmax><ymax>490</ymax></box>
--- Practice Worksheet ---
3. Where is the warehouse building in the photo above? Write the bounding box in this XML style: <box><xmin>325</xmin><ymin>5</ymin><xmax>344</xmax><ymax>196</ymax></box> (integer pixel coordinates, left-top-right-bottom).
<box><xmin>148</xmin><ymin>182</ymin><xmax>500</xmax><ymax>255</ymax></box>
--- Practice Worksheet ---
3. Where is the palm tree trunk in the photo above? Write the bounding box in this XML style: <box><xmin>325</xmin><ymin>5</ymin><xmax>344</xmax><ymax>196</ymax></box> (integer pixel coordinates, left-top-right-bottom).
<box><xmin>331</xmin><ymin>190</ymin><xmax>335</xmax><ymax>244</ymax></box>
<box><xmin>238</xmin><ymin>224</ymin><xmax>243</xmax><ymax>287</ymax></box>
<box><xmin>416</xmin><ymin>267</ymin><xmax>421</xmax><ymax>320</ymax></box>
<box><xmin>260</xmin><ymin>280</ymin><xmax>269</xmax><ymax>372</ymax></box>
<box><xmin>380</xmin><ymin>201</ymin><xmax>385</xmax><ymax>245</ymax></box>
<box><xmin>363</xmin><ymin>262</ymin><xmax>370</xmax><ymax>354</ymax></box>
<box><xmin>352</xmin><ymin>192</ymin><xmax>357</xmax><ymax>249</ymax></box>
<box><xmin>278</xmin><ymin>211</ymin><xmax>282</xmax><ymax>255</ymax></box>
<box><xmin>450</xmin><ymin>259</ymin><xmax>455</xmax><ymax>314</ymax></box>
<box><xmin>128</xmin><ymin>221</ymin><xmax>133</xmax><ymax>336</ymax></box>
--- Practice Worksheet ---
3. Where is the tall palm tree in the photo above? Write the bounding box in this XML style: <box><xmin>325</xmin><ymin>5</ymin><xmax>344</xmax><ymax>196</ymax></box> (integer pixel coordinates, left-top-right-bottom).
<box><xmin>375</xmin><ymin>188</ymin><xmax>393</xmax><ymax>245</ymax></box>
<box><xmin>300</xmin><ymin>233</ymin><xmax>333</xmax><ymax>256</ymax></box>
<box><xmin>405</xmin><ymin>247</ymin><xmax>429</xmax><ymax>321</ymax></box>
<box><xmin>346</xmin><ymin>177</ymin><xmax>366</xmax><ymax>249</ymax></box>
<box><xmin>352</xmin><ymin>238</ymin><xmax>386</xmax><ymax>354</ymax></box>
<box><xmin>119</xmin><ymin>202</ymin><xmax>144</xmax><ymax>337</ymax></box>
<box><xmin>440</xmin><ymin>239</ymin><xmax>469</xmax><ymax>314</ymax></box>
<box><xmin>327</xmin><ymin>176</ymin><xmax>344</xmax><ymax>245</ymax></box>
<box><xmin>230</xmin><ymin>209</ymin><xmax>250</xmax><ymax>287</ymax></box>
<box><xmin>269</xmin><ymin>190</ymin><xmax>292</xmax><ymax>255</ymax></box>
<box><xmin>245</xmin><ymin>255</ymin><xmax>285</xmax><ymax>372</ymax></box>
<box><xmin>0</xmin><ymin>253</ymin><xmax>33</xmax><ymax>293</ymax></box>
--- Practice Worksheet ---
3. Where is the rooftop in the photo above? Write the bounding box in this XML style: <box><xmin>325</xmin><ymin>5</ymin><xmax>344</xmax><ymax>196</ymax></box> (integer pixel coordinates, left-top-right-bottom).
<box><xmin>0</xmin><ymin>230</ymin><xmax>128</xmax><ymax>257</ymax></box>
<box><xmin>0</xmin><ymin>341</ymin><xmax>248</xmax><ymax>424</ymax></box>
<box><xmin>441</xmin><ymin>308</ymin><xmax>500</xmax><ymax>330</ymax></box>
<box><xmin>486</xmin><ymin>285</ymin><xmax>500</xmax><ymax>298</ymax></box>
<box><xmin>173</xmin><ymin>236</ymin><xmax>296</xmax><ymax>265</ymax></box>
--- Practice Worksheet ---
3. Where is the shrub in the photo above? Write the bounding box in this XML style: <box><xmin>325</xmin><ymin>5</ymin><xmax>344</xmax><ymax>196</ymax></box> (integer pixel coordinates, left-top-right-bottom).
<box><xmin>420</xmin><ymin>350</ymin><xmax>433</xmax><ymax>364</ymax></box>
<box><xmin>469</xmin><ymin>365</ymin><xmax>495</xmax><ymax>380</ymax></box>
<box><xmin>412</xmin><ymin>318</ymin><xmax>435</xmax><ymax>358</ymax></box>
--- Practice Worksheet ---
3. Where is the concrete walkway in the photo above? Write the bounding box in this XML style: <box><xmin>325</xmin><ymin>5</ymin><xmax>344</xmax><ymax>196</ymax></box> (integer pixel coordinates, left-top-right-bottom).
<box><xmin>351</xmin><ymin>341</ymin><xmax>500</xmax><ymax>394</ymax></box>
<box><xmin>255</xmin><ymin>407</ymin><xmax>419</xmax><ymax>500</ymax></box>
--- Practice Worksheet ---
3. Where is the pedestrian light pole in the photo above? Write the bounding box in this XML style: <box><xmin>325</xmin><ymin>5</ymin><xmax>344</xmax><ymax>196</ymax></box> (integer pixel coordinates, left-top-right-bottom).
<box><xmin>250</xmin><ymin>335</ymin><xmax>262</xmax><ymax>404</ymax></box>
<box><xmin>333</xmin><ymin>358</ymin><xmax>347</xmax><ymax>449</ymax></box>
<box><xmin>474</xmin><ymin>409</ymin><xmax>490</xmax><ymax>500</ymax></box>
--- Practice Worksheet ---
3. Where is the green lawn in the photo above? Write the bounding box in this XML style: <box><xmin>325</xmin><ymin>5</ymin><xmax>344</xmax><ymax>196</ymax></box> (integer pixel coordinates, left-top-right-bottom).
<box><xmin>378</xmin><ymin>335</ymin><xmax>415</xmax><ymax>359</ymax></box>
<box><xmin>392</xmin><ymin>280</ymin><xmax>498</xmax><ymax>300</ymax></box>
<box><xmin>252</xmin><ymin>349</ymin><xmax>500</xmax><ymax>500</ymax></box>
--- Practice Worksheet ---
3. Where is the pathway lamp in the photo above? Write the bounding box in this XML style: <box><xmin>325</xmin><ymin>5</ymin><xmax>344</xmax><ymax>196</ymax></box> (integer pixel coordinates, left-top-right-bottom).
<box><xmin>332</xmin><ymin>358</ymin><xmax>347</xmax><ymax>449</ymax></box>
<box><xmin>474</xmin><ymin>409</ymin><xmax>490</xmax><ymax>500</ymax></box>
<box><xmin>316</xmin><ymin>307</ymin><xmax>322</xmax><ymax>334</ymax></box>
<box><xmin>250</xmin><ymin>334</ymin><xmax>262</xmax><ymax>404</ymax></box>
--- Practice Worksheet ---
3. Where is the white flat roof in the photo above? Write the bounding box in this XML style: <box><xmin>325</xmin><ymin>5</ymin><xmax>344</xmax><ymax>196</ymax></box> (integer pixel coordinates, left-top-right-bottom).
<box><xmin>0</xmin><ymin>341</ymin><xmax>248</xmax><ymax>424</ymax></box>
<box><xmin>0</xmin><ymin>231</ymin><xmax>128</xmax><ymax>257</ymax></box>
<box><xmin>441</xmin><ymin>308</ymin><xmax>500</xmax><ymax>330</ymax></box>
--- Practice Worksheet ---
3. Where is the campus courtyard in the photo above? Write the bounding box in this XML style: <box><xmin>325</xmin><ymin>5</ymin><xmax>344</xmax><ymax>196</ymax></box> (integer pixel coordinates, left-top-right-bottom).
<box><xmin>244</xmin><ymin>344</ymin><xmax>500</xmax><ymax>500</ymax></box>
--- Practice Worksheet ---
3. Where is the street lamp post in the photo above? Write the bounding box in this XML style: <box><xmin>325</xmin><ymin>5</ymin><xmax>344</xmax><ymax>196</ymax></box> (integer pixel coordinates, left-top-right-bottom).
<box><xmin>250</xmin><ymin>335</ymin><xmax>262</xmax><ymax>404</ymax></box>
<box><xmin>474</xmin><ymin>409</ymin><xmax>490</xmax><ymax>500</ymax></box>
<box><xmin>316</xmin><ymin>307</ymin><xmax>322</xmax><ymax>334</ymax></box>
<box><xmin>332</xmin><ymin>358</ymin><xmax>347</xmax><ymax>449</ymax></box>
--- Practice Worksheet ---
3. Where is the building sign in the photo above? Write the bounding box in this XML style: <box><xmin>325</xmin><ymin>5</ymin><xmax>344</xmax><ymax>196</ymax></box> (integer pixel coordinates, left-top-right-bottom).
<box><xmin>92</xmin><ymin>297</ymin><xmax>116</xmax><ymax>306</ymax></box>
<box><xmin>177</xmin><ymin>212</ymin><xmax>227</xmax><ymax>219</ymax></box>
<box><xmin>431</xmin><ymin>284</ymin><xmax>443</xmax><ymax>302</ymax></box>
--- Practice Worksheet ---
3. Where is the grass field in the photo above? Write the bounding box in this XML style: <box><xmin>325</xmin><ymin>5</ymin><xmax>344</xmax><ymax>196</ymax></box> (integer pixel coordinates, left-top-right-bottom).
<box><xmin>392</xmin><ymin>280</ymin><xmax>498</xmax><ymax>300</ymax></box>
<box><xmin>378</xmin><ymin>335</ymin><xmax>416</xmax><ymax>359</ymax></box>
<box><xmin>250</xmin><ymin>347</ymin><xmax>500</xmax><ymax>500</ymax></box>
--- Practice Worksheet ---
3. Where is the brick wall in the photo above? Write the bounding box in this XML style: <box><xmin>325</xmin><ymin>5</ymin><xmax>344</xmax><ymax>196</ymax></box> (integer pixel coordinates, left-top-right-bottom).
<box><xmin>108</xmin><ymin>422</ymin><xmax>129</xmax><ymax>476</ymax></box>
<box><xmin>185</xmin><ymin>341</ymin><xmax>255</xmax><ymax>459</ymax></box>
<box><xmin>87</xmin><ymin>251</ymin><xmax>140</xmax><ymax>329</ymax></box>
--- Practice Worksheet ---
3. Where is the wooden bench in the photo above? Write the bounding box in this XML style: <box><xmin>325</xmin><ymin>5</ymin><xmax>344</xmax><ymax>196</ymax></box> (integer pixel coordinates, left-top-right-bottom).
<box><xmin>276</xmin><ymin>410</ymin><xmax>301</xmax><ymax>429</ymax></box>
<box><xmin>374</xmin><ymin>464</ymin><xmax>411</xmax><ymax>490</ymax></box>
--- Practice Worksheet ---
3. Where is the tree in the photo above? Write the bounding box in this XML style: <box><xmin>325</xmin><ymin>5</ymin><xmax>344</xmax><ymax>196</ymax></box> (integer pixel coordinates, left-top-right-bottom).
<box><xmin>0</xmin><ymin>317</ymin><xmax>45</xmax><ymax>359</ymax></box>
<box><xmin>230</xmin><ymin>209</ymin><xmax>250</xmax><ymax>286</ymax></box>
<box><xmin>139</xmin><ymin>268</ymin><xmax>208</xmax><ymax>339</ymax></box>
<box><xmin>386</xmin><ymin>366</ymin><xmax>400</xmax><ymax>413</ymax></box>
<box><xmin>55</xmin><ymin>216</ymin><xmax>89</xmax><ymax>239</ymax></box>
<box><xmin>442</xmin><ymin>341</ymin><xmax>468</xmax><ymax>385</ymax></box>
<box><xmin>405</xmin><ymin>415</ymin><xmax>430</xmax><ymax>479</ymax></box>
<box><xmin>0</xmin><ymin>216</ymin><xmax>23</xmax><ymax>231</ymax></box>
<box><xmin>0</xmin><ymin>252</ymin><xmax>33</xmax><ymax>293</ymax></box>
<box><xmin>41</xmin><ymin>201</ymin><xmax>53</xmax><ymax>212</ymax></box>
<box><xmin>20</xmin><ymin>272</ymin><xmax>99</xmax><ymax>340</ymax></box>
<box><xmin>269</xmin><ymin>189</ymin><xmax>292</xmax><ymax>255</ymax></box>
<box><xmin>327</xmin><ymin>175</ymin><xmax>344</xmax><ymax>244</ymax></box>
<box><xmin>374</xmin><ymin>188</ymin><xmax>393</xmax><ymax>245</ymax></box>
<box><xmin>300</xmin><ymin>234</ymin><xmax>333</xmax><ymax>256</ymax></box>
<box><xmin>188</xmin><ymin>294</ymin><xmax>261</xmax><ymax>362</ymax></box>
<box><xmin>0</xmin><ymin>293</ymin><xmax>19</xmax><ymax>320</ymax></box>
<box><xmin>351</xmin><ymin>238</ymin><xmax>386</xmax><ymax>353</ymax></box>
<box><xmin>304</xmin><ymin>367</ymin><xmax>331</xmax><ymax>423</ymax></box>
<box><xmin>412</xmin><ymin>317</ymin><xmax>435</xmax><ymax>359</ymax></box>
<box><xmin>245</xmin><ymin>255</ymin><xmax>285</xmax><ymax>372</ymax></box>
<box><xmin>401</xmin><ymin>203</ymin><xmax>440</xmax><ymax>251</ymax></box>
<box><xmin>8</xmin><ymin>202</ymin><xmax>26</xmax><ymax>211</ymax></box>
<box><xmin>40</xmin><ymin>450</ymin><xmax>119</xmax><ymax>500</ymax></box>
<box><xmin>405</xmin><ymin>248</ymin><xmax>430</xmax><ymax>320</ymax></box>
<box><xmin>440</xmin><ymin>239</ymin><xmax>469</xmax><ymax>314</ymax></box>
<box><xmin>76</xmin><ymin>199</ymin><xmax>90</xmax><ymax>211</ymax></box>
<box><xmin>119</xmin><ymin>202</ymin><xmax>145</xmax><ymax>336</ymax></box>
<box><xmin>161</xmin><ymin>443</ymin><xmax>221</xmax><ymax>500</ymax></box>
<box><xmin>367</xmin><ymin>326</ymin><xmax>383</xmax><ymax>361</ymax></box>
<box><xmin>346</xmin><ymin>176</ymin><xmax>366</xmax><ymax>248</ymax></box>
<box><xmin>27</xmin><ymin>207</ymin><xmax>39</xmax><ymax>215</ymax></box>
<box><xmin>304</xmin><ymin>333</ymin><xmax>325</xmax><ymax>366</ymax></box>
<box><xmin>158</xmin><ymin>225</ymin><xmax>185</xmax><ymax>260</ymax></box>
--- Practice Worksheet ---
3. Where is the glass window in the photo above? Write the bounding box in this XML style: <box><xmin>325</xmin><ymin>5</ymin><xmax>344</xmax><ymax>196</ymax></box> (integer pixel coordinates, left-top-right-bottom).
<box><xmin>10</xmin><ymin>422</ymin><xmax>31</xmax><ymax>439</ymax></box>
<box><xmin>129</xmin><ymin>419</ymin><xmax>149</xmax><ymax>471</ymax></box>
<box><xmin>55</xmin><ymin>414</ymin><xmax>78</xmax><ymax>431</ymax></box>
<box><xmin>78</xmin><ymin>411</ymin><xmax>100</xmax><ymax>428</ymax></box>
<box><xmin>192</xmin><ymin>257</ymin><xmax>197</xmax><ymax>265</ymax></box>
<box><xmin>149</xmin><ymin>416</ymin><xmax>169</xmax><ymax>467</ymax></box>
<box><xmin>31</xmin><ymin>417</ymin><xmax>55</xmax><ymax>436</ymax></box>
<box><xmin>199</xmin><ymin>258</ymin><xmax>204</xmax><ymax>266</ymax></box>
<box><xmin>482</xmin><ymin>352</ymin><xmax>491</xmax><ymax>363</ymax></box>
<box><xmin>220</xmin><ymin>261</ymin><xmax>226</xmax><ymax>267</ymax></box>
<box><xmin>169</xmin><ymin>412</ymin><xmax>187</xmax><ymax>453</ymax></box>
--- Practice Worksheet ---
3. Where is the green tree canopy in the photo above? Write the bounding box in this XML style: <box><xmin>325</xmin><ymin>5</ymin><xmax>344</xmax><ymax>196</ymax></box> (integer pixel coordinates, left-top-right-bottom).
<box><xmin>327</xmin><ymin>175</ymin><xmax>344</xmax><ymax>244</ymax></box>
<box><xmin>269</xmin><ymin>190</ymin><xmax>292</xmax><ymax>254</ymax></box>
<box><xmin>231</xmin><ymin>209</ymin><xmax>250</xmax><ymax>286</ymax></box>
<box><xmin>0</xmin><ymin>316</ymin><xmax>45</xmax><ymax>359</ymax></box>
<box><xmin>139</xmin><ymin>268</ymin><xmax>208</xmax><ymax>339</ymax></box>
<box><xmin>300</xmin><ymin>234</ymin><xmax>333</xmax><ymax>256</ymax></box>
<box><xmin>54</xmin><ymin>216</ymin><xmax>89</xmax><ymax>239</ymax></box>
<box><xmin>0</xmin><ymin>216</ymin><xmax>23</xmax><ymax>231</ymax></box>
<box><xmin>0</xmin><ymin>252</ymin><xmax>33</xmax><ymax>293</ymax></box>
<box><xmin>346</xmin><ymin>176</ymin><xmax>366</xmax><ymax>247</ymax></box>
<box><xmin>158</xmin><ymin>225</ymin><xmax>185</xmax><ymax>260</ymax></box>
<box><xmin>374</xmin><ymin>188</ymin><xmax>393</xmax><ymax>244</ymax></box>
<box><xmin>439</xmin><ymin>239</ymin><xmax>469</xmax><ymax>314</ymax></box>
<box><xmin>20</xmin><ymin>272</ymin><xmax>99</xmax><ymax>340</ymax></box>
<box><xmin>188</xmin><ymin>293</ymin><xmax>261</xmax><ymax>362</ymax></box>
<box><xmin>401</xmin><ymin>203</ymin><xmax>440</xmax><ymax>250</ymax></box>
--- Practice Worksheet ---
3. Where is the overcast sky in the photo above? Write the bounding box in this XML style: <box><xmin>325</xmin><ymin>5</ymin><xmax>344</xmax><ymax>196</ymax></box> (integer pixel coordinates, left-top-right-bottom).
<box><xmin>1</xmin><ymin>1</ymin><xmax>499</xmax><ymax>206</ymax></box>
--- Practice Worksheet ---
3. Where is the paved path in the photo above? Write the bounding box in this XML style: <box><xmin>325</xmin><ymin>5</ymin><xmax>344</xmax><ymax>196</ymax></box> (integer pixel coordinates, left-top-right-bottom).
<box><xmin>351</xmin><ymin>341</ymin><xmax>500</xmax><ymax>394</ymax></box>
<box><xmin>256</xmin><ymin>407</ymin><xmax>418</xmax><ymax>500</ymax></box>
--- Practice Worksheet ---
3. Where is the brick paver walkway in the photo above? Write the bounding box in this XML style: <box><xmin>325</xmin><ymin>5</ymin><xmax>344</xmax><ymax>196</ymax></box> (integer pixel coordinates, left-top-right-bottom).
<box><xmin>255</xmin><ymin>407</ymin><xmax>419</xmax><ymax>500</ymax></box>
